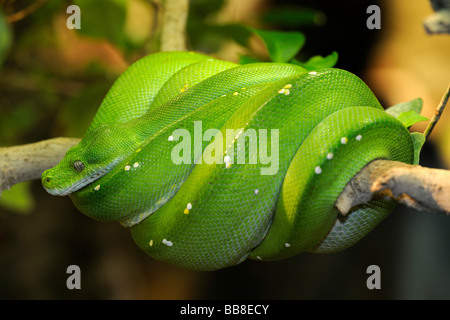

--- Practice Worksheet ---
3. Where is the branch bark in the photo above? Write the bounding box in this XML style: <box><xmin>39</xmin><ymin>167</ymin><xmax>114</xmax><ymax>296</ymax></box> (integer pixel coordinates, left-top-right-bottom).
<box><xmin>160</xmin><ymin>0</ymin><xmax>189</xmax><ymax>51</ymax></box>
<box><xmin>0</xmin><ymin>138</ymin><xmax>80</xmax><ymax>195</ymax></box>
<box><xmin>336</xmin><ymin>160</ymin><xmax>450</xmax><ymax>216</ymax></box>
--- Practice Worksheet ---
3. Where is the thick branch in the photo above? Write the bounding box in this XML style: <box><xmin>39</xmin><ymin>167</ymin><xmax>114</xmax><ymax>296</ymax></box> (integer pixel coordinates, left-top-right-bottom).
<box><xmin>160</xmin><ymin>0</ymin><xmax>189</xmax><ymax>51</ymax></box>
<box><xmin>0</xmin><ymin>137</ymin><xmax>80</xmax><ymax>195</ymax></box>
<box><xmin>337</xmin><ymin>160</ymin><xmax>450</xmax><ymax>216</ymax></box>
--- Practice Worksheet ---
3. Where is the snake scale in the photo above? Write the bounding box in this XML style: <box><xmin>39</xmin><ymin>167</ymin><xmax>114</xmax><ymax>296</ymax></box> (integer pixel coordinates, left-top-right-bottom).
<box><xmin>42</xmin><ymin>51</ymin><xmax>415</xmax><ymax>271</ymax></box>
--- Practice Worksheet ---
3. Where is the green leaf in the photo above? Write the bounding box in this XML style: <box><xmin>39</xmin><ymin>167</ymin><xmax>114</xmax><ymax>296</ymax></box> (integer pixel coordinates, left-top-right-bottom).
<box><xmin>410</xmin><ymin>132</ymin><xmax>426</xmax><ymax>165</ymax></box>
<box><xmin>385</xmin><ymin>98</ymin><xmax>423</xmax><ymax>118</ymax></box>
<box><xmin>58</xmin><ymin>81</ymin><xmax>113</xmax><ymax>137</ymax></box>
<box><xmin>385</xmin><ymin>98</ymin><xmax>428</xmax><ymax>128</ymax></box>
<box><xmin>249</xmin><ymin>28</ymin><xmax>305</xmax><ymax>62</ymax></box>
<box><xmin>210</xmin><ymin>24</ymin><xmax>252</xmax><ymax>47</ymax></box>
<box><xmin>291</xmin><ymin>51</ymin><xmax>338</xmax><ymax>70</ymax></box>
<box><xmin>0</xmin><ymin>182</ymin><xmax>35</xmax><ymax>214</ymax></box>
<box><xmin>396</xmin><ymin>110</ymin><xmax>429</xmax><ymax>128</ymax></box>
<box><xmin>188</xmin><ymin>0</ymin><xmax>225</xmax><ymax>18</ymax></box>
<box><xmin>0</xmin><ymin>10</ymin><xmax>12</xmax><ymax>67</ymax></box>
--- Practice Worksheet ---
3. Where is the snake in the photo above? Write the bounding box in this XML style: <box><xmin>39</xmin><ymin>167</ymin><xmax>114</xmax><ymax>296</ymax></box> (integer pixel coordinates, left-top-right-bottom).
<box><xmin>41</xmin><ymin>51</ymin><xmax>415</xmax><ymax>271</ymax></box>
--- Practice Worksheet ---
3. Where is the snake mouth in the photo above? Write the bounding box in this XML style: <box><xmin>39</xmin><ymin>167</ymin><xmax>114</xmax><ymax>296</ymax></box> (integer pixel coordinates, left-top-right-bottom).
<box><xmin>43</xmin><ymin>168</ymin><xmax>110</xmax><ymax>196</ymax></box>
<box><xmin>42</xmin><ymin>155</ymin><xmax>126</xmax><ymax>196</ymax></box>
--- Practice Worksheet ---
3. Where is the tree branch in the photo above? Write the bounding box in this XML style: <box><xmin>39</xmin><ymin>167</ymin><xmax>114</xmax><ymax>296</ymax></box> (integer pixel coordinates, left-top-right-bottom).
<box><xmin>160</xmin><ymin>0</ymin><xmax>189</xmax><ymax>51</ymax></box>
<box><xmin>371</xmin><ymin>163</ymin><xmax>450</xmax><ymax>214</ymax></box>
<box><xmin>336</xmin><ymin>160</ymin><xmax>450</xmax><ymax>216</ymax></box>
<box><xmin>424</xmin><ymin>83</ymin><xmax>450</xmax><ymax>139</ymax></box>
<box><xmin>0</xmin><ymin>138</ymin><xmax>80</xmax><ymax>195</ymax></box>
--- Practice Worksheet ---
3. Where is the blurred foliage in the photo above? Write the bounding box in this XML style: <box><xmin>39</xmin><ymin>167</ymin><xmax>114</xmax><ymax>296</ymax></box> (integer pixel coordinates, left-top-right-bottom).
<box><xmin>186</xmin><ymin>0</ymin><xmax>333</xmax><ymax>62</ymax></box>
<box><xmin>73</xmin><ymin>0</ymin><xmax>154</xmax><ymax>56</ymax></box>
<box><xmin>239</xmin><ymin>28</ymin><xmax>338</xmax><ymax>70</ymax></box>
<box><xmin>0</xmin><ymin>9</ymin><xmax>11</xmax><ymax>66</ymax></box>
<box><xmin>261</xmin><ymin>6</ymin><xmax>326</xmax><ymax>28</ymax></box>
<box><xmin>74</xmin><ymin>0</ymin><xmax>128</xmax><ymax>49</ymax></box>
<box><xmin>0</xmin><ymin>182</ymin><xmax>35</xmax><ymax>213</ymax></box>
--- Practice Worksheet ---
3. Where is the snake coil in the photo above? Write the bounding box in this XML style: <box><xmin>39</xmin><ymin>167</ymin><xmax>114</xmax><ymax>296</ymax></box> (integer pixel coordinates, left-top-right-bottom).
<box><xmin>42</xmin><ymin>52</ymin><xmax>414</xmax><ymax>271</ymax></box>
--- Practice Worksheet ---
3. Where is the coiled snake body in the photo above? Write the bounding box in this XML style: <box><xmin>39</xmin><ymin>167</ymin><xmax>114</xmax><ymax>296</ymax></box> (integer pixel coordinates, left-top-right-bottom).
<box><xmin>42</xmin><ymin>52</ymin><xmax>414</xmax><ymax>271</ymax></box>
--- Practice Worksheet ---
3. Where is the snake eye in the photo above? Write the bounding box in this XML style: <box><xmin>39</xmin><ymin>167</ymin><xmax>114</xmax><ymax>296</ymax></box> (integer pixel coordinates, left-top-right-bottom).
<box><xmin>73</xmin><ymin>160</ymin><xmax>85</xmax><ymax>172</ymax></box>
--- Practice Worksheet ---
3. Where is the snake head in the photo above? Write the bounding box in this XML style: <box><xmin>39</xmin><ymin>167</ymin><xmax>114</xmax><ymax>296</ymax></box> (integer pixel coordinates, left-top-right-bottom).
<box><xmin>42</xmin><ymin>123</ymin><xmax>139</xmax><ymax>196</ymax></box>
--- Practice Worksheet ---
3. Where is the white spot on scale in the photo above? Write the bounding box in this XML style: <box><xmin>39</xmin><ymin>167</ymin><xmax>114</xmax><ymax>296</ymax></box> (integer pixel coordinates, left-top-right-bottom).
<box><xmin>327</xmin><ymin>153</ymin><xmax>334</xmax><ymax>160</ymax></box>
<box><xmin>285</xmin><ymin>243</ymin><xmax>291</xmax><ymax>247</ymax></box>
<box><xmin>133</xmin><ymin>162</ymin><xmax>139</xmax><ymax>168</ymax></box>
<box><xmin>124</xmin><ymin>165</ymin><xmax>131</xmax><ymax>171</ymax></box>
<box><xmin>94</xmin><ymin>185</ymin><xmax>100</xmax><ymax>191</ymax></box>
<box><xmin>254</xmin><ymin>189</ymin><xmax>259</xmax><ymax>195</ymax></box>
<box><xmin>315</xmin><ymin>166</ymin><xmax>322</xmax><ymax>174</ymax></box>
<box><xmin>356</xmin><ymin>134</ymin><xmax>362</xmax><ymax>141</ymax></box>
<box><xmin>309</xmin><ymin>71</ymin><xmax>317</xmax><ymax>75</ymax></box>
<box><xmin>224</xmin><ymin>155</ymin><xmax>231</xmax><ymax>163</ymax></box>
<box><xmin>256</xmin><ymin>256</ymin><xmax>262</xmax><ymax>260</ymax></box>
<box><xmin>168</xmin><ymin>136</ymin><xmax>174</xmax><ymax>141</ymax></box>
<box><xmin>162</xmin><ymin>239</ymin><xmax>173</xmax><ymax>247</ymax></box>
<box><xmin>186</xmin><ymin>203</ymin><xmax>192</xmax><ymax>210</ymax></box>
<box><xmin>341</xmin><ymin>137</ymin><xmax>348</xmax><ymax>144</ymax></box>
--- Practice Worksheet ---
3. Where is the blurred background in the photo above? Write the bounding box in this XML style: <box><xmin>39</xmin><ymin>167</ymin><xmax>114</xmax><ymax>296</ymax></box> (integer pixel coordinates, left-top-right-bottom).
<box><xmin>0</xmin><ymin>0</ymin><xmax>449</xmax><ymax>299</ymax></box>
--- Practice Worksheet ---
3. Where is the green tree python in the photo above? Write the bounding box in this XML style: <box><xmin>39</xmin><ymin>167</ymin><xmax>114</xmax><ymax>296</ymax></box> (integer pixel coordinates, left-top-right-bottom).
<box><xmin>41</xmin><ymin>51</ymin><xmax>416</xmax><ymax>271</ymax></box>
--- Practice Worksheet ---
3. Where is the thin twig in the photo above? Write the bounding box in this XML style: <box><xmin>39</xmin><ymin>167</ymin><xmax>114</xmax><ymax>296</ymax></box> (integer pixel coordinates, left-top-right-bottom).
<box><xmin>6</xmin><ymin>0</ymin><xmax>49</xmax><ymax>23</ymax></box>
<box><xmin>423</xmin><ymin>82</ymin><xmax>450</xmax><ymax>140</ymax></box>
